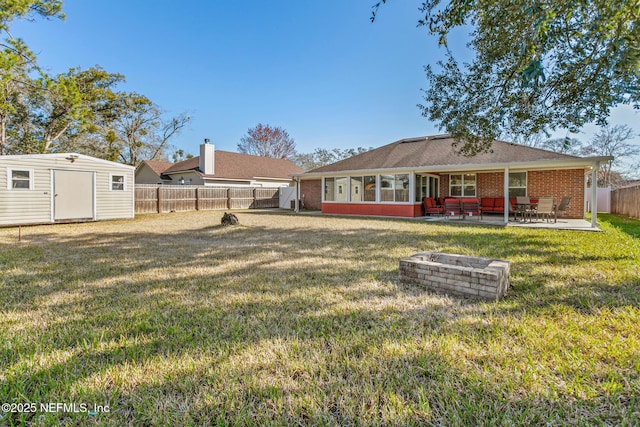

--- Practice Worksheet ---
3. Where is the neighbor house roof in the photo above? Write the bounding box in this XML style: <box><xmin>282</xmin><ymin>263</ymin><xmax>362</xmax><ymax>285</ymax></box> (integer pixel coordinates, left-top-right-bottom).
<box><xmin>296</xmin><ymin>135</ymin><xmax>611</xmax><ymax>177</ymax></box>
<box><xmin>138</xmin><ymin>160</ymin><xmax>174</xmax><ymax>176</ymax></box>
<box><xmin>163</xmin><ymin>151</ymin><xmax>303</xmax><ymax>181</ymax></box>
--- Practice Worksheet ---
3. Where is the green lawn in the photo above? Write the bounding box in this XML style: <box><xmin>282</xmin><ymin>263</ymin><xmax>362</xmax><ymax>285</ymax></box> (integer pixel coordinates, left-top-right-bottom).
<box><xmin>1</xmin><ymin>211</ymin><xmax>639</xmax><ymax>426</ymax></box>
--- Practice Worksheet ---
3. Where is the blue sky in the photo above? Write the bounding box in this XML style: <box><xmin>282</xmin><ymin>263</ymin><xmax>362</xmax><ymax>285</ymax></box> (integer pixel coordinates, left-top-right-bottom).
<box><xmin>11</xmin><ymin>0</ymin><xmax>639</xmax><ymax>156</ymax></box>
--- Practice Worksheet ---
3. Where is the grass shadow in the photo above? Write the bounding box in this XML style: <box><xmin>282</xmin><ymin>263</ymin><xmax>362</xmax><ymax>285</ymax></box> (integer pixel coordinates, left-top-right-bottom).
<box><xmin>1</xmin><ymin>210</ymin><xmax>639</xmax><ymax>425</ymax></box>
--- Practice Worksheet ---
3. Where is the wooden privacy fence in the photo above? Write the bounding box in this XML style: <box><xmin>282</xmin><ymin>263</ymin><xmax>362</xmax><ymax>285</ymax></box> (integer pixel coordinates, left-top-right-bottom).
<box><xmin>135</xmin><ymin>185</ymin><xmax>280</xmax><ymax>214</ymax></box>
<box><xmin>611</xmin><ymin>184</ymin><xmax>640</xmax><ymax>219</ymax></box>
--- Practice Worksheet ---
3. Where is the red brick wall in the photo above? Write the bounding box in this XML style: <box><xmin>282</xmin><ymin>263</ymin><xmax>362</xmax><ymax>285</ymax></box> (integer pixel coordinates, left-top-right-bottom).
<box><xmin>300</xmin><ymin>179</ymin><xmax>322</xmax><ymax>210</ymax></box>
<box><xmin>322</xmin><ymin>203</ymin><xmax>421</xmax><ymax>217</ymax></box>
<box><xmin>440</xmin><ymin>170</ymin><xmax>585</xmax><ymax>218</ymax></box>
<box><xmin>477</xmin><ymin>172</ymin><xmax>504</xmax><ymax>198</ymax></box>
<box><xmin>527</xmin><ymin>169</ymin><xmax>584</xmax><ymax>218</ymax></box>
<box><xmin>440</xmin><ymin>175</ymin><xmax>449</xmax><ymax>197</ymax></box>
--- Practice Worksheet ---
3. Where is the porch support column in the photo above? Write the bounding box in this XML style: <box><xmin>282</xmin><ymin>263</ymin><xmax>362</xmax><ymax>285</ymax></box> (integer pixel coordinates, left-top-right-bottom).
<box><xmin>503</xmin><ymin>167</ymin><xmax>509</xmax><ymax>224</ymax></box>
<box><xmin>409</xmin><ymin>172</ymin><xmax>416</xmax><ymax>206</ymax></box>
<box><xmin>584</xmin><ymin>173</ymin><xmax>589</xmax><ymax>217</ymax></box>
<box><xmin>591</xmin><ymin>162</ymin><xmax>599</xmax><ymax>228</ymax></box>
<box><xmin>294</xmin><ymin>178</ymin><xmax>300</xmax><ymax>213</ymax></box>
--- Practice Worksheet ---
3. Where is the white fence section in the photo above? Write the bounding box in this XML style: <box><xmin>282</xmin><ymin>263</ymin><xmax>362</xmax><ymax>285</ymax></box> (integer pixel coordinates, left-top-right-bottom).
<box><xmin>585</xmin><ymin>186</ymin><xmax>611</xmax><ymax>213</ymax></box>
<box><xmin>279</xmin><ymin>186</ymin><xmax>297</xmax><ymax>209</ymax></box>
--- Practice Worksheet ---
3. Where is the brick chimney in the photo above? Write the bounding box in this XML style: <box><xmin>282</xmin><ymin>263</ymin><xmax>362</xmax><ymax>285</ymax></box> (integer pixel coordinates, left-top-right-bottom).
<box><xmin>199</xmin><ymin>138</ymin><xmax>214</xmax><ymax>175</ymax></box>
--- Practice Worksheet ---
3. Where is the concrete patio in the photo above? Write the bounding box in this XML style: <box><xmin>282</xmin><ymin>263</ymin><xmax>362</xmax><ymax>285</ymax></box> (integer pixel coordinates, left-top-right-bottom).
<box><xmin>293</xmin><ymin>209</ymin><xmax>601</xmax><ymax>231</ymax></box>
<box><xmin>424</xmin><ymin>214</ymin><xmax>601</xmax><ymax>231</ymax></box>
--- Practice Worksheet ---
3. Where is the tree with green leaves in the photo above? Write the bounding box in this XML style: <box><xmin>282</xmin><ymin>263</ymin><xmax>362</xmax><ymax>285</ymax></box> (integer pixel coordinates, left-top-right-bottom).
<box><xmin>372</xmin><ymin>1</ymin><xmax>639</xmax><ymax>156</ymax></box>
<box><xmin>0</xmin><ymin>0</ymin><xmax>63</xmax><ymax>29</ymax></box>
<box><xmin>4</xmin><ymin>66</ymin><xmax>123</xmax><ymax>154</ymax></box>
<box><xmin>238</xmin><ymin>123</ymin><xmax>297</xmax><ymax>159</ymax></box>
<box><xmin>0</xmin><ymin>0</ymin><xmax>64</xmax><ymax>154</ymax></box>
<box><xmin>33</xmin><ymin>67</ymin><xmax>124</xmax><ymax>153</ymax></box>
<box><xmin>0</xmin><ymin>38</ymin><xmax>33</xmax><ymax>154</ymax></box>
<box><xmin>1</xmin><ymin>2</ymin><xmax>190</xmax><ymax>163</ymax></box>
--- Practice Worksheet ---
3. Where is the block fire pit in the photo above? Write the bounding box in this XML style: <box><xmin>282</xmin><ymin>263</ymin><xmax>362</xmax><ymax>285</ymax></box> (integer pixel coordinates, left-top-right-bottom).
<box><xmin>399</xmin><ymin>252</ymin><xmax>510</xmax><ymax>300</ymax></box>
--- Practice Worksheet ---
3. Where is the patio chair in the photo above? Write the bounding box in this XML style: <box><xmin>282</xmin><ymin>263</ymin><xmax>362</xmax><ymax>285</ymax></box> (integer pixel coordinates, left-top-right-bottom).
<box><xmin>444</xmin><ymin>198</ymin><xmax>462</xmax><ymax>219</ymax></box>
<box><xmin>423</xmin><ymin>197</ymin><xmax>444</xmax><ymax>216</ymax></box>
<box><xmin>534</xmin><ymin>197</ymin><xmax>555</xmax><ymax>223</ymax></box>
<box><xmin>507</xmin><ymin>200</ymin><xmax>520</xmax><ymax>221</ymax></box>
<box><xmin>555</xmin><ymin>196</ymin><xmax>571</xmax><ymax>218</ymax></box>
<box><xmin>461</xmin><ymin>198</ymin><xmax>482</xmax><ymax>220</ymax></box>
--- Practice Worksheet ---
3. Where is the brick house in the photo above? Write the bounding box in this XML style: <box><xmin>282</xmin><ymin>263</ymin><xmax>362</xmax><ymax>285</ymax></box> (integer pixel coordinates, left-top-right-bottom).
<box><xmin>292</xmin><ymin>135</ymin><xmax>612</xmax><ymax>227</ymax></box>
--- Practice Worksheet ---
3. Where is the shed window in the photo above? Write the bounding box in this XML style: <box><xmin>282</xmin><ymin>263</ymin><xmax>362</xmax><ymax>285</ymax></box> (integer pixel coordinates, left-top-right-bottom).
<box><xmin>110</xmin><ymin>174</ymin><xmax>125</xmax><ymax>191</ymax></box>
<box><xmin>8</xmin><ymin>169</ymin><xmax>33</xmax><ymax>190</ymax></box>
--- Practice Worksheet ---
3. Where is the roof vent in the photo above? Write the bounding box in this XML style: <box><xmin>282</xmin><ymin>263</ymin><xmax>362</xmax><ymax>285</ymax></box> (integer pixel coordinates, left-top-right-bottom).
<box><xmin>427</xmin><ymin>134</ymin><xmax>452</xmax><ymax>141</ymax></box>
<box><xmin>399</xmin><ymin>136</ymin><xmax>429</xmax><ymax>144</ymax></box>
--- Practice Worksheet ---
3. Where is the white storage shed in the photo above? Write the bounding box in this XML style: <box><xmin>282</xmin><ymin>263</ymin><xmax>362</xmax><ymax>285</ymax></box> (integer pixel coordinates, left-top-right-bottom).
<box><xmin>0</xmin><ymin>153</ymin><xmax>134</xmax><ymax>226</ymax></box>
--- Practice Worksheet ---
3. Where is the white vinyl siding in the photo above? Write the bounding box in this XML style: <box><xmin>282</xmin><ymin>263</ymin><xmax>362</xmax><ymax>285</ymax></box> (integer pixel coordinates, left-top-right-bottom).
<box><xmin>0</xmin><ymin>155</ymin><xmax>134</xmax><ymax>226</ymax></box>
<box><xmin>0</xmin><ymin>163</ymin><xmax>50</xmax><ymax>225</ymax></box>
<box><xmin>96</xmin><ymin>168</ymin><xmax>134</xmax><ymax>220</ymax></box>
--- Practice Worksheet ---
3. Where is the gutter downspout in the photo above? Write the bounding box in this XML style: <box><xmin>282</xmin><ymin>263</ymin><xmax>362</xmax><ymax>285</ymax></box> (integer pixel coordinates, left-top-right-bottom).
<box><xmin>503</xmin><ymin>167</ymin><xmax>509</xmax><ymax>224</ymax></box>
<box><xmin>591</xmin><ymin>161</ymin><xmax>599</xmax><ymax>228</ymax></box>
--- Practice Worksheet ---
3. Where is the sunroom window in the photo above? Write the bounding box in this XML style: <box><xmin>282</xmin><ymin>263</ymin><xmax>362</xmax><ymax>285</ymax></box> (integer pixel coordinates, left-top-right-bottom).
<box><xmin>394</xmin><ymin>174</ymin><xmax>409</xmax><ymax>202</ymax></box>
<box><xmin>351</xmin><ymin>176</ymin><xmax>363</xmax><ymax>201</ymax></box>
<box><xmin>335</xmin><ymin>177</ymin><xmax>347</xmax><ymax>201</ymax></box>
<box><xmin>363</xmin><ymin>175</ymin><xmax>376</xmax><ymax>201</ymax></box>
<box><xmin>324</xmin><ymin>178</ymin><xmax>335</xmax><ymax>201</ymax></box>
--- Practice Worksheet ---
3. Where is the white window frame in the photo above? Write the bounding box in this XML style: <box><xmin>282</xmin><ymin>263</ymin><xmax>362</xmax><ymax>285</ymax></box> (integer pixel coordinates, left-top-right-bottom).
<box><xmin>323</xmin><ymin>177</ymin><xmax>335</xmax><ymax>202</ymax></box>
<box><xmin>508</xmin><ymin>171</ymin><xmax>527</xmax><ymax>198</ymax></box>
<box><xmin>109</xmin><ymin>173</ymin><xmax>126</xmax><ymax>191</ymax></box>
<box><xmin>449</xmin><ymin>173</ymin><xmax>476</xmax><ymax>197</ymax></box>
<box><xmin>7</xmin><ymin>168</ymin><xmax>34</xmax><ymax>190</ymax></box>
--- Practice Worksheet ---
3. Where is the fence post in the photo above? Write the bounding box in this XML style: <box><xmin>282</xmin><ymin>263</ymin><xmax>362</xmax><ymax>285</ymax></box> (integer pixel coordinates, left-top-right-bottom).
<box><xmin>157</xmin><ymin>186</ymin><xmax>162</xmax><ymax>213</ymax></box>
<box><xmin>195</xmin><ymin>187</ymin><xmax>200</xmax><ymax>211</ymax></box>
<box><xmin>227</xmin><ymin>188</ymin><xmax>231</xmax><ymax>209</ymax></box>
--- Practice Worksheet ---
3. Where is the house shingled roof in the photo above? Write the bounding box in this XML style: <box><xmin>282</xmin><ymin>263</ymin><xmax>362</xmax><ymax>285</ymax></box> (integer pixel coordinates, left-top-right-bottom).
<box><xmin>305</xmin><ymin>135</ymin><xmax>584</xmax><ymax>174</ymax></box>
<box><xmin>139</xmin><ymin>160</ymin><xmax>174</xmax><ymax>176</ymax></box>
<box><xmin>162</xmin><ymin>150</ymin><xmax>303</xmax><ymax>180</ymax></box>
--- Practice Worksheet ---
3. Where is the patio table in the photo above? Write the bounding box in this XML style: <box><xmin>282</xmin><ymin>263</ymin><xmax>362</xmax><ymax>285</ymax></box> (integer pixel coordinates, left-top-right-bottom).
<box><xmin>515</xmin><ymin>202</ymin><xmax>537</xmax><ymax>222</ymax></box>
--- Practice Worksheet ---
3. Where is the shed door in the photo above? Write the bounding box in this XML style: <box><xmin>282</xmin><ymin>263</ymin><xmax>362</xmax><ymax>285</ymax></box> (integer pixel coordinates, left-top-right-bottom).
<box><xmin>53</xmin><ymin>170</ymin><xmax>94</xmax><ymax>221</ymax></box>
